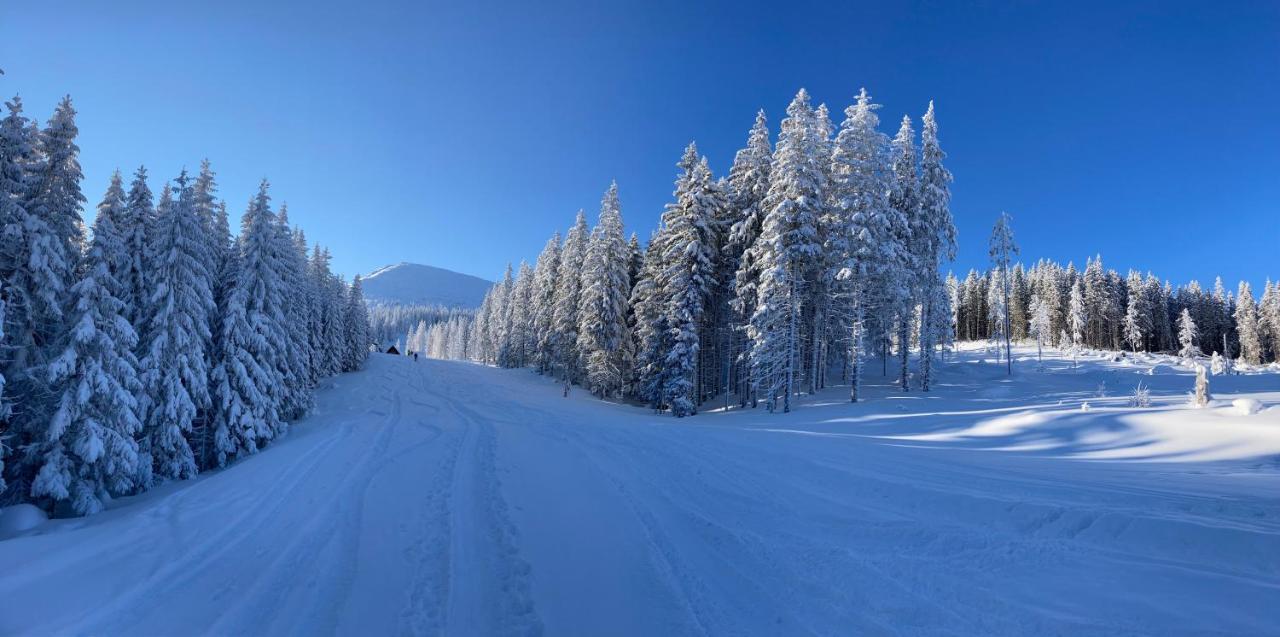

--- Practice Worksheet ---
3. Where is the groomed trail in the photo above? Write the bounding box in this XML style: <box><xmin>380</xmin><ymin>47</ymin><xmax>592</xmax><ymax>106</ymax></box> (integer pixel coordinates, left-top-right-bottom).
<box><xmin>2</xmin><ymin>348</ymin><xmax>1278</xmax><ymax>636</ymax></box>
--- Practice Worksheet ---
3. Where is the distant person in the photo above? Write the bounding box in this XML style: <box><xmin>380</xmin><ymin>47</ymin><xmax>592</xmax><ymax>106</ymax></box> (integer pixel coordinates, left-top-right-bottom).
<box><xmin>414</xmin><ymin>352</ymin><xmax>419</xmax><ymax>362</ymax></box>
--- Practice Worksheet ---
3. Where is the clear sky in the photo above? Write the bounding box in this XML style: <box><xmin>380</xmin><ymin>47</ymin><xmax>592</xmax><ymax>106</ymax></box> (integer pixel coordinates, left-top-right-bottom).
<box><xmin>2</xmin><ymin>0</ymin><xmax>1276</xmax><ymax>287</ymax></box>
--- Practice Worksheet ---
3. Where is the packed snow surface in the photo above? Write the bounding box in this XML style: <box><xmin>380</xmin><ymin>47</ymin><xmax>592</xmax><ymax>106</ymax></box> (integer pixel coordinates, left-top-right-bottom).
<box><xmin>2</xmin><ymin>344</ymin><xmax>1278</xmax><ymax>635</ymax></box>
<box><xmin>363</xmin><ymin>262</ymin><xmax>492</xmax><ymax>308</ymax></box>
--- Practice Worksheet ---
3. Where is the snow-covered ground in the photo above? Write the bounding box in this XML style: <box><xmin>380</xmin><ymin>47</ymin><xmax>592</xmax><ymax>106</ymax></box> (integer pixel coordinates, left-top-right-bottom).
<box><xmin>2</xmin><ymin>344</ymin><xmax>1278</xmax><ymax>636</ymax></box>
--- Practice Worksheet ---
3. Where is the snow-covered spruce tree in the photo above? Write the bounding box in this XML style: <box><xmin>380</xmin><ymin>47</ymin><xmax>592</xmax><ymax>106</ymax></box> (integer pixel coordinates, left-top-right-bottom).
<box><xmin>988</xmin><ymin>212</ymin><xmax>1017</xmax><ymax>374</ymax></box>
<box><xmin>501</xmin><ymin>261</ymin><xmax>534</xmax><ymax>368</ymax></box>
<box><xmin>1082</xmin><ymin>256</ymin><xmax>1117</xmax><ymax>350</ymax></box>
<box><xmin>193</xmin><ymin>160</ymin><xmax>227</xmax><ymax>270</ymax></box>
<box><xmin>986</xmin><ymin>267</ymin><xmax>1008</xmax><ymax>362</ymax></box>
<box><xmin>27</xmin><ymin>96</ymin><xmax>86</xmax><ymax>301</ymax></box>
<box><xmin>630</xmin><ymin>231</ymin><xmax>671</xmax><ymax>408</ymax></box>
<box><xmin>1258</xmin><ymin>281</ymin><xmax>1278</xmax><ymax>363</ymax></box>
<box><xmin>551</xmin><ymin>212</ymin><xmax>589</xmax><ymax>390</ymax></box>
<box><xmin>272</xmin><ymin>205</ymin><xmax>313</xmax><ymax>419</ymax></box>
<box><xmin>1029</xmin><ymin>289</ymin><xmax>1052</xmax><ymax>365</ymax></box>
<box><xmin>344</xmin><ymin>274</ymin><xmax>371</xmax><ymax>371</ymax></box>
<box><xmin>915</xmin><ymin>101</ymin><xmax>957</xmax><ymax>390</ymax></box>
<box><xmin>658</xmin><ymin>145</ymin><xmax>719</xmax><ymax>416</ymax></box>
<box><xmin>137</xmin><ymin>179</ymin><xmax>215</xmax><ymax>485</ymax></box>
<box><xmin>830</xmin><ymin>88</ymin><xmax>895</xmax><ymax>402</ymax></box>
<box><xmin>577</xmin><ymin>183</ymin><xmax>632</xmax><ymax>398</ymax></box>
<box><xmin>1234</xmin><ymin>281</ymin><xmax>1262</xmax><ymax>365</ymax></box>
<box><xmin>1177</xmin><ymin>308</ymin><xmax>1199</xmax><ymax>359</ymax></box>
<box><xmin>803</xmin><ymin>103</ymin><xmax>835</xmax><ymax>397</ymax></box>
<box><xmin>530</xmin><ymin>233</ymin><xmax>562</xmax><ymax>374</ymax></box>
<box><xmin>727</xmin><ymin>110</ymin><xmax>772</xmax><ymax>407</ymax></box>
<box><xmin>208</xmin><ymin>242</ymin><xmax>267</xmax><ymax>466</ymax></box>
<box><xmin>0</xmin><ymin>292</ymin><xmax>7</xmax><ymax>495</ymax></box>
<box><xmin>887</xmin><ymin>115</ymin><xmax>919</xmax><ymax>391</ymax></box>
<box><xmin>30</xmin><ymin>178</ymin><xmax>142</xmax><ymax>515</ymax></box>
<box><xmin>308</xmin><ymin>246</ymin><xmax>347</xmax><ymax>378</ymax></box>
<box><xmin>621</xmin><ymin>232</ymin><xmax>643</xmax><ymax>395</ymax></box>
<box><xmin>1009</xmin><ymin>264</ymin><xmax>1029</xmax><ymax>341</ymax></box>
<box><xmin>0</xmin><ymin>98</ymin><xmax>42</xmax><ymax>385</ymax></box>
<box><xmin>1209</xmin><ymin>277</ymin><xmax>1232</xmax><ymax>357</ymax></box>
<box><xmin>484</xmin><ymin>264</ymin><xmax>512</xmax><ymax>362</ymax></box>
<box><xmin>0</xmin><ymin>96</ymin><xmax>87</xmax><ymax>494</ymax></box>
<box><xmin>92</xmin><ymin>172</ymin><xmax>130</xmax><ymax>278</ymax></box>
<box><xmin>470</xmin><ymin>286</ymin><xmax>497</xmax><ymax>363</ymax></box>
<box><xmin>944</xmin><ymin>272</ymin><xmax>961</xmax><ymax>361</ymax></box>
<box><xmin>1148</xmin><ymin>275</ymin><xmax>1174</xmax><ymax>352</ymax></box>
<box><xmin>1068</xmin><ymin>279</ymin><xmax>1086</xmax><ymax>368</ymax></box>
<box><xmin>119</xmin><ymin>167</ymin><xmax>154</xmax><ymax>332</ymax></box>
<box><xmin>749</xmin><ymin>89</ymin><xmax>824</xmax><ymax>413</ymax></box>
<box><xmin>1123</xmin><ymin>294</ymin><xmax>1144</xmax><ymax>354</ymax></box>
<box><xmin>1122</xmin><ymin>271</ymin><xmax>1150</xmax><ymax>353</ymax></box>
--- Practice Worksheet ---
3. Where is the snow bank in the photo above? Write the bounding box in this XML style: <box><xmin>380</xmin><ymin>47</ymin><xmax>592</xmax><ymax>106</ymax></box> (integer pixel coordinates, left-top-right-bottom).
<box><xmin>0</xmin><ymin>504</ymin><xmax>47</xmax><ymax>539</ymax></box>
<box><xmin>1232</xmin><ymin>398</ymin><xmax>1262</xmax><ymax>416</ymax></box>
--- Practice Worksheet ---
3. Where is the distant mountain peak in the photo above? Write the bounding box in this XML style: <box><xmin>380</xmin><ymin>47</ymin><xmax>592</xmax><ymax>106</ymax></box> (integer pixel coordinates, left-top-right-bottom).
<box><xmin>362</xmin><ymin>263</ymin><xmax>492</xmax><ymax>308</ymax></box>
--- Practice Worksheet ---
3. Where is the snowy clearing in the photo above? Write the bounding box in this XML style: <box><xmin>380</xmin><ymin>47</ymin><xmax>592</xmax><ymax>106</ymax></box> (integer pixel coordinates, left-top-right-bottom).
<box><xmin>2</xmin><ymin>344</ymin><xmax>1278</xmax><ymax>636</ymax></box>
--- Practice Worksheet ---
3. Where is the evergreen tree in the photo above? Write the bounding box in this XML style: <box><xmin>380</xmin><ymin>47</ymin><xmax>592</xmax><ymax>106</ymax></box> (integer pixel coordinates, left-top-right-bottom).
<box><xmin>658</xmin><ymin>146</ymin><xmax>719</xmax><ymax>416</ymax></box>
<box><xmin>0</xmin><ymin>292</ymin><xmax>7</xmax><ymax>496</ymax></box>
<box><xmin>1178</xmin><ymin>308</ymin><xmax>1199</xmax><ymax>359</ymax></box>
<box><xmin>1260</xmin><ymin>281</ymin><xmax>1280</xmax><ymax>362</ymax></box>
<box><xmin>344</xmin><ymin>275</ymin><xmax>371</xmax><ymax>371</ymax></box>
<box><xmin>119</xmin><ymin>167</ymin><xmax>154</xmax><ymax>331</ymax></box>
<box><xmin>550</xmin><ymin>212</ymin><xmax>589</xmax><ymax>389</ymax></box>
<box><xmin>274</xmin><ymin>205</ymin><xmax>313</xmax><ymax>419</ymax></box>
<box><xmin>0</xmin><ymin>96</ymin><xmax>84</xmax><ymax>492</ymax></box>
<box><xmin>30</xmin><ymin>180</ymin><xmax>142</xmax><ymax>514</ymax></box>
<box><xmin>27</xmin><ymin>96</ymin><xmax>86</xmax><ymax>300</ymax></box>
<box><xmin>1029</xmin><ymin>289</ymin><xmax>1052</xmax><ymax>364</ymax></box>
<box><xmin>578</xmin><ymin>183</ymin><xmax>632</xmax><ymax>398</ymax></box>
<box><xmin>888</xmin><ymin>115</ymin><xmax>919</xmax><ymax>390</ymax></box>
<box><xmin>988</xmin><ymin>212</ymin><xmax>1017</xmax><ymax>374</ymax></box>
<box><xmin>915</xmin><ymin>101</ymin><xmax>957</xmax><ymax>390</ymax></box>
<box><xmin>749</xmin><ymin>89</ymin><xmax>824</xmax><ymax>413</ymax></box>
<box><xmin>630</xmin><ymin>231</ymin><xmax>671</xmax><ymax>408</ymax></box>
<box><xmin>137</xmin><ymin>178</ymin><xmax>215</xmax><ymax>484</ymax></box>
<box><xmin>727</xmin><ymin>110</ymin><xmax>773</xmax><ymax>406</ymax></box>
<box><xmin>1234</xmin><ymin>281</ymin><xmax>1262</xmax><ymax>365</ymax></box>
<box><xmin>501</xmin><ymin>261</ymin><xmax>534</xmax><ymax>368</ymax></box>
<box><xmin>530</xmin><ymin>233</ymin><xmax>562</xmax><ymax>374</ymax></box>
<box><xmin>1068</xmin><ymin>280</ymin><xmax>1086</xmax><ymax>368</ymax></box>
<box><xmin>830</xmin><ymin>88</ymin><xmax>895</xmax><ymax>402</ymax></box>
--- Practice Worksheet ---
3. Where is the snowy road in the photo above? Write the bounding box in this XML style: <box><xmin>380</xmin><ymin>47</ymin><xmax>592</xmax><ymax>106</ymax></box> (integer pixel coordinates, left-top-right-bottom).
<box><xmin>2</xmin><ymin>351</ymin><xmax>1279</xmax><ymax>636</ymax></box>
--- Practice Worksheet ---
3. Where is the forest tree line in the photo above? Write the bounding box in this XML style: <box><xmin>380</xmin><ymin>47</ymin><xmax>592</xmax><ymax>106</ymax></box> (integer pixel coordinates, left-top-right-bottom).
<box><xmin>0</xmin><ymin>94</ymin><xmax>371</xmax><ymax>516</ymax></box>
<box><xmin>422</xmin><ymin>88</ymin><xmax>958</xmax><ymax>415</ymax></box>
<box><xmin>953</xmin><ymin>257</ymin><xmax>1280</xmax><ymax>364</ymax></box>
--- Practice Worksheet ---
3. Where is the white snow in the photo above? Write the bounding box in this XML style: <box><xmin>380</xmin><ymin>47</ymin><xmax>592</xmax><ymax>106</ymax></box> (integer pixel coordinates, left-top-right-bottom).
<box><xmin>1</xmin><ymin>343</ymin><xmax>1278</xmax><ymax>635</ymax></box>
<box><xmin>363</xmin><ymin>262</ymin><xmax>492</xmax><ymax>308</ymax></box>
<box><xmin>0</xmin><ymin>504</ymin><xmax>48</xmax><ymax>539</ymax></box>
<box><xmin>1233</xmin><ymin>397</ymin><xmax>1263</xmax><ymax>416</ymax></box>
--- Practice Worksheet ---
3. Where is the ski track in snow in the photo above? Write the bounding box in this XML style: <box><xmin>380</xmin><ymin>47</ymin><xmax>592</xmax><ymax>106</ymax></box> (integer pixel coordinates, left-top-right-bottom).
<box><xmin>1</xmin><ymin>346</ymin><xmax>1279</xmax><ymax>636</ymax></box>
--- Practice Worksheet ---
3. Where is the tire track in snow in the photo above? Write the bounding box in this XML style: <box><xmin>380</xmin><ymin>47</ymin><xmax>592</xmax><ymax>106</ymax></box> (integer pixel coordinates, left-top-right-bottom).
<box><xmin>435</xmin><ymin>384</ymin><xmax>543</xmax><ymax>637</ymax></box>
<box><xmin>396</xmin><ymin>360</ymin><xmax>466</xmax><ymax>636</ymax></box>
<box><xmin>65</xmin><ymin>403</ymin><xmax>357</xmax><ymax>634</ymax></box>
<box><xmin>210</xmin><ymin>380</ymin><xmax>409</xmax><ymax>634</ymax></box>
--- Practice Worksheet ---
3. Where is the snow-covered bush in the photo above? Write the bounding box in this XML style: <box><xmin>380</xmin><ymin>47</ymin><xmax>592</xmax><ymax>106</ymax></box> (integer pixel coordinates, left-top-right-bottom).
<box><xmin>1192</xmin><ymin>365</ymin><xmax>1211</xmax><ymax>408</ymax></box>
<box><xmin>1232</xmin><ymin>398</ymin><xmax>1262</xmax><ymax>416</ymax></box>
<box><xmin>1210</xmin><ymin>352</ymin><xmax>1226</xmax><ymax>375</ymax></box>
<box><xmin>1129</xmin><ymin>381</ymin><xmax>1151</xmax><ymax>408</ymax></box>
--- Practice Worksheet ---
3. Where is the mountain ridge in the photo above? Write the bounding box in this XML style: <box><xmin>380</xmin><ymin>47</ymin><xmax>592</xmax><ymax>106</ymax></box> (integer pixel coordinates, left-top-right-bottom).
<box><xmin>362</xmin><ymin>262</ymin><xmax>492</xmax><ymax>308</ymax></box>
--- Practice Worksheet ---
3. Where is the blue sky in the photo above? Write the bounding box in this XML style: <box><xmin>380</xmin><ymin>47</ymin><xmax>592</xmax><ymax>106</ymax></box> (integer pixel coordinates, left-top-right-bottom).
<box><xmin>3</xmin><ymin>0</ymin><xmax>1276</xmax><ymax>287</ymax></box>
